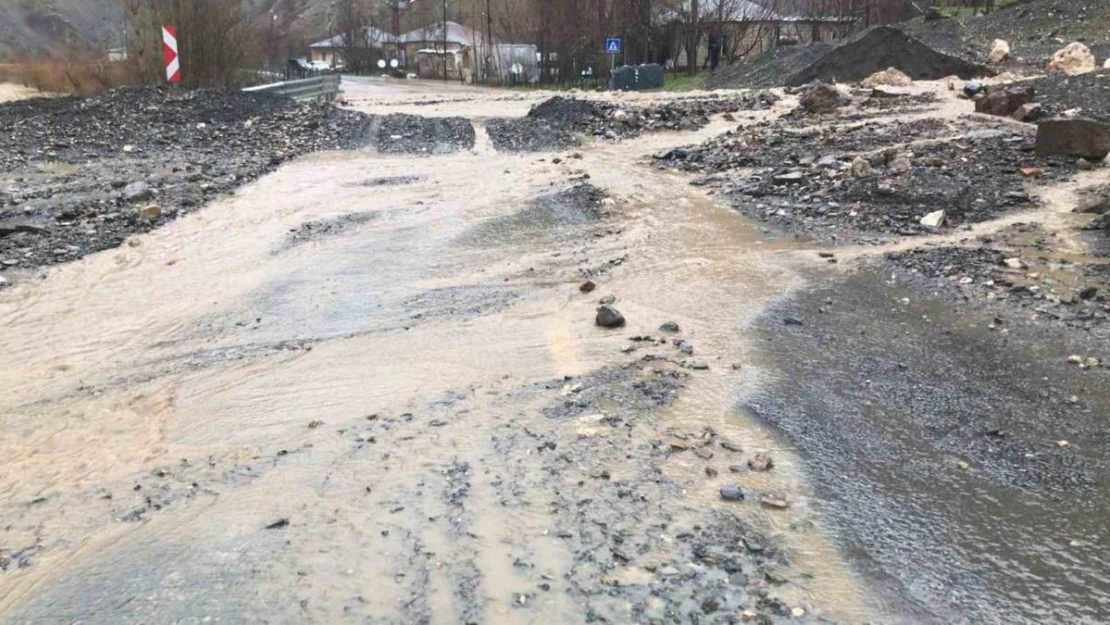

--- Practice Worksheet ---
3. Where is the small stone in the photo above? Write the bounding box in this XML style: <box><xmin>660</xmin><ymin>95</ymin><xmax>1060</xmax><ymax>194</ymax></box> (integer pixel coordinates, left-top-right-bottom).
<box><xmin>1021</xmin><ymin>167</ymin><xmax>1045</xmax><ymax>178</ymax></box>
<box><xmin>1067</xmin><ymin>355</ymin><xmax>1083</xmax><ymax>365</ymax></box>
<box><xmin>0</xmin><ymin>275</ymin><xmax>10</xmax><ymax>288</ymax></box>
<box><xmin>748</xmin><ymin>453</ymin><xmax>774</xmax><ymax>472</ymax></box>
<box><xmin>957</xmin><ymin>460</ymin><xmax>970</xmax><ymax>470</ymax></box>
<box><xmin>684</xmin><ymin>360</ymin><xmax>709</xmax><ymax>370</ymax></box>
<box><xmin>920</xmin><ymin>210</ymin><xmax>946</xmax><ymax>228</ymax></box>
<box><xmin>1085</xmin><ymin>357</ymin><xmax>1101</xmax><ymax>368</ymax></box>
<box><xmin>1003</xmin><ymin>257</ymin><xmax>1026</xmax><ymax>270</ymax></box>
<box><xmin>850</xmin><ymin>156</ymin><xmax>872</xmax><ymax>178</ymax></box>
<box><xmin>137</xmin><ymin>204</ymin><xmax>162</xmax><ymax>222</ymax></box>
<box><xmin>963</xmin><ymin>80</ymin><xmax>985</xmax><ymax>98</ymax></box>
<box><xmin>659</xmin><ymin>321</ymin><xmax>681</xmax><ymax>333</ymax></box>
<box><xmin>1056</xmin><ymin>440</ymin><xmax>1070</xmax><ymax>448</ymax></box>
<box><xmin>595</xmin><ymin>305</ymin><xmax>625</xmax><ymax>328</ymax></box>
<box><xmin>719</xmin><ymin>485</ymin><xmax>745</xmax><ymax>501</ymax></box>
<box><xmin>783</xmin><ymin>316</ymin><xmax>803</xmax><ymax>326</ymax></box>
<box><xmin>760</xmin><ymin>495</ymin><xmax>789</xmax><ymax>510</ymax></box>
<box><xmin>580</xmin><ymin>280</ymin><xmax>597</xmax><ymax>293</ymax></box>
<box><xmin>705</xmin><ymin>467</ymin><xmax>718</xmax><ymax>477</ymax></box>
<box><xmin>122</xmin><ymin>181</ymin><xmax>153</xmax><ymax>203</ymax></box>
<box><xmin>791</xmin><ymin>607</ymin><xmax>806</xmax><ymax>618</ymax></box>
<box><xmin>599</xmin><ymin>294</ymin><xmax>616</xmax><ymax>305</ymax></box>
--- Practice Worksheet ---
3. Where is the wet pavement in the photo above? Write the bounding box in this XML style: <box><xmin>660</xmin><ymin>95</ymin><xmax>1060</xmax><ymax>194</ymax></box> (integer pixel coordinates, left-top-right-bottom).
<box><xmin>2</xmin><ymin>75</ymin><xmax>1109</xmax><ymax>624</ymax></box>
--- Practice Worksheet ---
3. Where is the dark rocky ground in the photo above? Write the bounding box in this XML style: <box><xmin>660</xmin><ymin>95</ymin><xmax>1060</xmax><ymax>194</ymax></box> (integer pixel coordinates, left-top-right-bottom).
<box><xmin>658</xmin><ymin>114</ymin><xmax>1079</xmax><ymax>241</ymax></box>
<box><xmin>486</xmin><ymin>93</ymin><xmax>779</xmax><ymax>153</ymax></box>
<box><xmin>0</xmin><ymin>87</ymin><xmax>480</xmax><ymax>275</ymax></box>
<box><xmin>747</xmin><ymin>258</ymin><xmax>1110</xmax><ymax>624</ymax></box>
<box><xmin>901</xmin><ymin>0</ymin><xmax>1110</xmax><ymax>71</ymax></box>
<box><xmin>1029</xmin><ymin>70</ymin><xmax>1110</xmax><ymax>122</ymax></box>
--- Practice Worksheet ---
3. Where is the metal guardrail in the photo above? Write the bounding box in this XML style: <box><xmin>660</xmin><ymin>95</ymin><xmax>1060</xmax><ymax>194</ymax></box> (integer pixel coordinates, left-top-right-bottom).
<box><xmin>243</xmin><ymin>74</ymin><xmax>341</xmax><ymax>103</ymax></box>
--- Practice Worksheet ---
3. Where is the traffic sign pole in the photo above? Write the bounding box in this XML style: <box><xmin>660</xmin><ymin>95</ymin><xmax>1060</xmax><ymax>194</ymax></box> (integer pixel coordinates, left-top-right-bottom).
<box><xmin>605</xmin><ymin>37</ymin><xmax>621</xmax><ymax>88</ymax></box>
<box><xmin>162</xmin><ymin>25</ymin><xmax>180</xmax><ymax>83</ymax></box>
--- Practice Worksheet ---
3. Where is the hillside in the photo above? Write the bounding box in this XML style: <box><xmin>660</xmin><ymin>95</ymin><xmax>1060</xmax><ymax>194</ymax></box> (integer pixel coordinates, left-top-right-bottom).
<box><xmin>0</xmin><ymin>0</ymin><xmax>122</xmax><ymax>59</ymax></box>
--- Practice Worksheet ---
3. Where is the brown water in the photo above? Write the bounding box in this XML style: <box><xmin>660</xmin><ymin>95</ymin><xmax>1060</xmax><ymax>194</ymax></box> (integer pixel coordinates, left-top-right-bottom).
<box><xmin>0</xmin><ymin>83</ymin><xmax>881</xmax><ymax>623</ymax></box>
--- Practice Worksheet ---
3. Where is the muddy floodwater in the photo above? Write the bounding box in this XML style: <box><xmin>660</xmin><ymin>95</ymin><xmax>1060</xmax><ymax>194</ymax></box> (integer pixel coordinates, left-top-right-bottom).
<box><xmin>2</xmin><ymin>76</ymin><xmax>1109</xmax><ymax>624</ymax></box>
<box><xmin>0</xmin><ymin>78</ymin><xmax>872</xmax><ymax>624</ymax></box>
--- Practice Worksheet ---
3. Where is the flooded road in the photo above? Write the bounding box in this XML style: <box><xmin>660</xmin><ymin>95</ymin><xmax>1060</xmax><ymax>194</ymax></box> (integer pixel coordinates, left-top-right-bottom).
<box><xmin>0</xmin><ymin>78</ymin><xmax>875</xmax><ymax>623</ymax></box>
<box><xmin>5</xmin><ymin>75</ymin><xmax>1109</xmax><ymax>624</ymax></box>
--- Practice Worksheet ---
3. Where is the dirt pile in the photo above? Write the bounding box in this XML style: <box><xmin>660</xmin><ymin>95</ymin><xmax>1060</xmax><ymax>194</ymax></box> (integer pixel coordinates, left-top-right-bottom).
<box><xmin>368</xmin><ymin>113</ymin><xmax>475</xmax><ymax>154</ymax></box>
<box><xmin>656</xmin><ymin>117</ymin><xmax>967</xmax><ymax>174</ymax></box>
<box><xmin>0</xmin><ymin>86</ymin><xmax>372</xmax><ymax>271</ymax></box>
<box><xmin>660</xmin><ymin>119</ymin><xmax>1077</xmax><ymax>239</ymax></box>
<box><xmin>486</xmin><ymin>93</ymin><xmax>778</xmax><ymax>152</ymax></box>
<box><xmin>706</xmin><ymin>42</ymin><xmax>834</xmax><ymax>89</ymax></box>
<box><xmin>901</xmin><ymin>0</ymin><xmax>1110</xmax><ymax>69</ymax></box>
<box><xmin>786</xmin><ymin>26</ymin><xmax>993</xmax><ymax>87</ymax></box>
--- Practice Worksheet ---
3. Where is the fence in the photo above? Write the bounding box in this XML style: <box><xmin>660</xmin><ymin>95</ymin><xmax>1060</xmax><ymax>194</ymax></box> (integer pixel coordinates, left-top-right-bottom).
<box><xmin>242</xmin><ymin>74</ymin><xmax>341</xmax><ymax>103</ymax></box>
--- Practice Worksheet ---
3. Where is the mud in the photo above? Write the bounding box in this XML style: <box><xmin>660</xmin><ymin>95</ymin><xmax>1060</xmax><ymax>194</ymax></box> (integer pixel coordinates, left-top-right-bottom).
<box><xmin>748</xmin><ymin>261</ymin><xmax>1110</xmax><ymax>623</ymax></box>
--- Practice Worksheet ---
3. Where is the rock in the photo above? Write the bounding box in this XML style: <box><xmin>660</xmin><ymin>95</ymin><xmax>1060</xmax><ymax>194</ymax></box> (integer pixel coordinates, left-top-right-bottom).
<box><xmin>1079</xmin><ymin>286</ymin><xmax>1099</xmax><ymax>300</ymax></box>
<box><xmin>782</xmin><ymin>316</ymin><xmax>803</xmax><ymax>326</ymax></box>
<box><xmin>610</xmin><ymin>109</ymin><xmax>629</xmax><ymax>122</ymax></box>
<box><xmin>1047</xmin><ymin>43</ymin><xmax>1096</xmax><ymax>76</ymax></box>
<box><xmin>659</xmin><ymin>321</ymin><xmax>681</xmax><ymax>333</ymax></box>
<box><xmin>122</xmin><ymin>181</ymin><xmax>154</xmax><ymax>203</ymax></box>
<box><xmin>137</xmin><ymin>204</ymin><xmax>162</xmax><ymax>222</ymax></box>
<box><xmin>861</xmin><ymin>67</ymin><xmax>912</xmax><ymax>88</ymax></box>
<box><xmin>580</xmin><ymin>280</ymin><xmax>597</xmax><ymax>293</ymax></box>
<box><xmin>798</xmin><ymin>81</ymin><xmax>850</xmax><ymax>114</ymax></box>
<box><xmin>974</xmin><ymin>85</ymin><xmax>1035</xmax><ymax>117</ymax></box>
<box><xmin>748</xmin><ymin>453</ymin><xmax>774</xmax><ymax>472</ymax></box>
<box><xmin>1067</xmin><ymin>355</ymin><xmax>1084</xmax><ymax>365</ymax></box>
<box><xmin>684</xmin><ymin>359</ymin><xmax>709</xmax><ymax>370</ymax></box>
<box><xmin>1106</xmin><ymin>58</ymin><xmax>1110</xmax><ymax>70</ymax></box>
<box><xmin>1021</xmin><ymin>167</ymin><xmax>1045</xmax><ymax>178</ymax></box>
<box><xmin>924</xmin><ymin>6</ymin><xmax>944</xmax><ymax>20</ymax></box>
<box><xmin>1075</xmin><ymin>187</ymin><xmax>1110</xmax><ymax>214</ymax></box>
<box><xmin>963</xmin><ymin>80</ymin><xmax>985</xmax><ymax>98</ymax></box>
<box><xmin>850</xmin><ymin>156</ymin><xmax>872</xmax><ymax>178</ymax></box>
<box><xmin>760</xmin><ymin>495</ymin><xmax>790</xmax><ymax>510</ymax></box>
<box><xmin>888</xmin><ymin>154</ymin><xmax>912</xmax><ymax>173</ymax></box>
<box><xmin>920</xmin><ymin>210</ymin><xmax>946</xmax><ymax>228</ymax></box>
<box><xmin>987</xmin><ymin>39</ymin><xmax>1011</xmax><ymax>64</ymax></box>
<box><xmin>719</xmin><ymin>485</ymin><xmax>745</xmax><ymax>501</ymax></box>
<box><xmin>595</xmin><ymin>305</ymin><xmax>625</xmax><ymax>328</ymax></box>
<box><xmin>0</xmin><ymin>275</ymin><xmax>9</xmax><ymax>288</ymax></box>
<box><xmin>1012</xmin><ymin>102</ymin><xmax>1043</xmax><ymax>123</ymax></box>
<box><xmin>1003</xmin><ymin>257</ymin><xmax>1026</xmax><ymax>269</ymax></box>
<box><xmin>599</xmin><ymin>294</ymin><xmax>616</xmax><ymax>305</ymax></box>
<box><xmin>773</xmin><ymin>171</ymin><xmax>805</xmax><ymax>185</ymax></box>
<box><xmin>1035</xmin><ymin>118</ymin><xmax>1110</xmax><ymax>160</ymax></box>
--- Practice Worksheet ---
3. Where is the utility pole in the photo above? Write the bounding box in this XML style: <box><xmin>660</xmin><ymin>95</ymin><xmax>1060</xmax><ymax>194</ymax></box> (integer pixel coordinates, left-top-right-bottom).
<box><xmin>442</xmin><ymin>0</ymin><xmax>448</xmax><ymax>80</ymax></box>
<box><xmin>486</xmin><ymin>0</ymin><xmax>493</xmax><ymax>83</ymax></box>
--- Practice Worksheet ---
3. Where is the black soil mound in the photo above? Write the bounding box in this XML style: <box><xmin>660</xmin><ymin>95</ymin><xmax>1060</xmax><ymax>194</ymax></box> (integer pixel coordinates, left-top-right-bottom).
<box><xmin>486</xmin><ymin>93</ymin><xmax>778</xmax><ymax>152</ymax></box>
<box><xmin>368</xmin><ymin>114</ymin><xmax>475</xmax><ymax>155</ymax></box>
<box><xmin>785</xmin><ymin>26</ymin><xmax>993</xmax><ymax>87</ymax></box>
<box><xmin>706</xmin><ymin>42</ymin><xmax>834</xmax><ymax>89</ymax></box>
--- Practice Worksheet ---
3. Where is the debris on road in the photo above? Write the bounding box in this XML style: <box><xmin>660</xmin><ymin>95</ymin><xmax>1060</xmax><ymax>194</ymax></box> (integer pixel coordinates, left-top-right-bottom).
<box><xmin>595</xmin><ymin>305</ymin><xmax>626</xmax><ymax>328</ymax></box>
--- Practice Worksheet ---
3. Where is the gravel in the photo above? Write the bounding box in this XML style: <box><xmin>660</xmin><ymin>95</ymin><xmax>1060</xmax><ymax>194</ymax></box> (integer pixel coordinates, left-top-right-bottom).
<box><xmin>486</xmin><ymin>93</ymin><xmax>779</xmax><ymax>152</ymax></box>
<box><xmin>706</xmin><ymin>42</ymin><xmax>835</xmax><ymax>89</ymax></box>
<box><xmin>1028</xmin><ymin>70</ymin><xmax>1110</xmax><ymax>122</ymax></box>
<box><xmin>0</xmin><ymin>86</ymin><xmax>373</xmax><ymax>270</ymax></box>
<box><xmin>368</xmin><ymin>113</ymin><xmax>475</xmax><ymax>154</ymax></box>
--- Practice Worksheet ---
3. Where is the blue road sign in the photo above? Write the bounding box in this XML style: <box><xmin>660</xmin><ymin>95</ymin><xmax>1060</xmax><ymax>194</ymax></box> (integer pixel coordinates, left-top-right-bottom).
<box><xmin>606</xmin><ymin>38</ymin><xmax>621</xmax><ymax>54</ymax></box>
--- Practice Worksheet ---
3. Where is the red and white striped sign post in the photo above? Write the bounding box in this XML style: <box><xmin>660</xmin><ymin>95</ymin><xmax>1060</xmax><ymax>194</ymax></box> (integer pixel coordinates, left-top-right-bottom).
<box><xmin>162</xmin><ymin>25</ymin><xmax>181</xmax><ymax>83</ymax></box>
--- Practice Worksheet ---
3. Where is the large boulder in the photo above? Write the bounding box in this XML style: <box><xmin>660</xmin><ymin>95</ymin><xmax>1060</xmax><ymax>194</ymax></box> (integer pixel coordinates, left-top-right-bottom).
<box><xmin>798</xmin><ymin>81</ymin><xmax>850</xmax><ymax>114</ymax></box>
<box><xmin>1035</xmin><ymin>118</ymin><xmax>1110</xmax><ymax>160</ymax></box>
<box><xmin>862</xmin><ymin>67</ymin><xmax>912</xmax><ymax>88</ymax></box>
<box><xmin>988</xmin><ymin>39</ymin><xmax>1011</xmax><ymax>64</ymax></box>
<box><xmin>974</xmin><ymin>84</ymin><xmax>1035</xmax><ymax>117</ymax></box>
<box><xmin>1047</xmin><ymin>43</ymin><xmax>1096</xmax><ymax>76</ymax></box>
